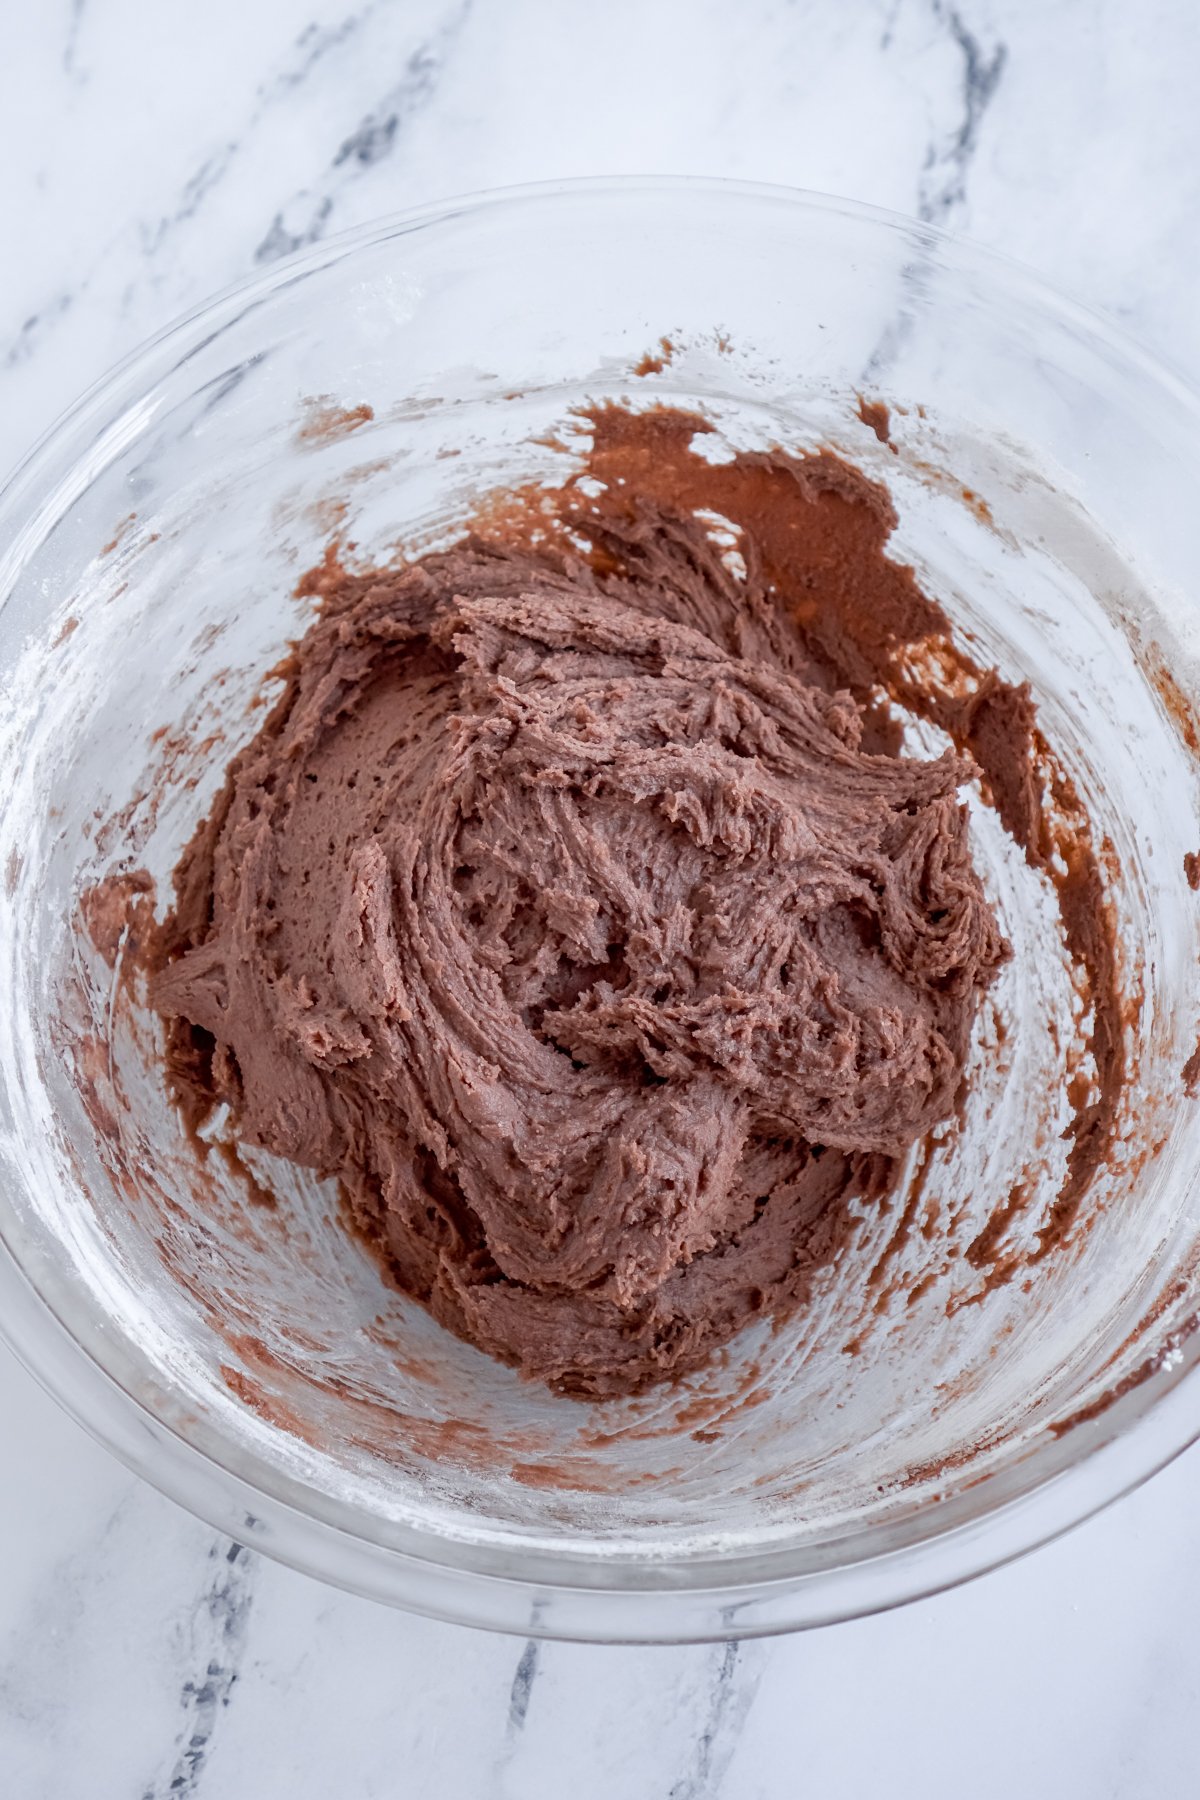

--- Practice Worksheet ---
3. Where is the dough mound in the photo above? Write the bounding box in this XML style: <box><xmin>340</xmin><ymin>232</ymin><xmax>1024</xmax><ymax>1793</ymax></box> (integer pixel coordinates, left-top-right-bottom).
<box><xmin>154</xmin><ymin>449</ymin><xmax>1004</xmax><ymax>1395</ymax></box>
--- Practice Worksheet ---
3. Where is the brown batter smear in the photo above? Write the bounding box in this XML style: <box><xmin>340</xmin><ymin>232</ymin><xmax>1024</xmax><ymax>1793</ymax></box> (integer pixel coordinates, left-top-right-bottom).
<box><xmin>143</xmin><ymin>403</ymin><xmax>1124</xmax><ymax>1396</ymax></box>
<box><xmin>633</xmin><ymin>335</ymin><xmax>676</xmax><ymax>377</ymax></box>
<box><xmin>856</xmin><ymin>396</ymin><xmax>892</xmax><ymax>446</ymax></box>
<box><xmin>100</xmin><ymin>512</ymin><xmax>137</xmax><ymax>557</ymax></box>
<box><xmin>965</xmin><ymin>1179</ymin><xmax>1031</xmax><ymax>1278</ymax></box>
<box><xmin>295</xmin><ymin>398</ymin><xmax>375</xmax><ymax>446</ymax></box>
<box><xmin>79</xmin><ymin>869</ymin><xmax>157</xmax><ymax>969</ymax></box>
<box><xmin>1049</xmin><ymin>1305</ymin><xmax>1200</xmax><ymax>1437</ymax></box>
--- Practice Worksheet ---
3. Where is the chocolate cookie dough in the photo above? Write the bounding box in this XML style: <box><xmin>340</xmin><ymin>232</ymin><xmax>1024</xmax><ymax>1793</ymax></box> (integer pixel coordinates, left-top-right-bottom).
<box><xmin>152</xmin><ymin>405</ymin><xmax>1011</xmax><ymax>1397</ymax></box>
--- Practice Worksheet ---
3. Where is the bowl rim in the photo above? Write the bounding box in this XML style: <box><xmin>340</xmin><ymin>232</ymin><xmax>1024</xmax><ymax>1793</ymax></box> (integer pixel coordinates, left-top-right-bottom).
<box><xmin>4</xmin><ymin>172</ymin><xmax>1200</xmax><ymax>1642</ymax></box>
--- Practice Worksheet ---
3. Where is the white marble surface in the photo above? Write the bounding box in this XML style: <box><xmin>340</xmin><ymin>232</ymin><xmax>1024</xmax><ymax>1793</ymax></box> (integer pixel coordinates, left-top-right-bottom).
<box><xmin>4</xmin><ymin>2</ymin><xmax>1200</xmax><ymax>1794</ymax></box>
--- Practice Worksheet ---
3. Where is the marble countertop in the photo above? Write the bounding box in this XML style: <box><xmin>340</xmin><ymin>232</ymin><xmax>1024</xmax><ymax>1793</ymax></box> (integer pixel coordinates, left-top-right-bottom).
<box><xmin>5</xmin><ymin>2</ymin><xmax>1200</xmax><ymax>1794</ymax></box>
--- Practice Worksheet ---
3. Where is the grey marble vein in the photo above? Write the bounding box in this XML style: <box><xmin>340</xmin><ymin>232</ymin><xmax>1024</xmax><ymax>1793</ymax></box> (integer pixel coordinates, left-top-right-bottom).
<box><xmin>4</xmin><ymin>292</ymin><xmax>75</xmax><ymax>369</ymax></box>
<box><xmin>878</xmin><ymin>0</ymin><xmax>905</xmax><ymax>52</ymax></box>
<box><xmin>63</xmin><ymin>0</ymin><xmax>86</xmax><ymax>78</ymax></box>
<box><xmin>332</xmin><ymin>26</ymin><xmax>449</xmax><ymax>170</ymax></box>
<box><xmin>253</xmin><ymin>0</ymin><xmax>476</xmax><ymax>263</ymax></box>
<box><xmin>254</xmin><ymin>194</ymin><xmax>335</xmax><ymax>264</ymax></box>
<box><xmin>268</xmin><ymin>9</ymin><xmax>380</xmax><ymax>102</ymax></box>
<box><xmin>667</xmin><ymin>1641</ymin><xmax>765</xmax><ymax>1800</ymax></box>
<box><xmin>506</xmin><ymin>1638</ymin><xmax>541</xmax><ymax>1734</ymax></box>
<box><xmin>194</xmin><ymin>351</ymin><xmax>270</xmax><ymax>420</ymax></box>
<box><xmin>135</xmin><ymin>5</ymin><xmax>387</xmax><ymax>274</ymax></box>
<box><xmin>864</xmin><ymin>0</ymin><xmax>1006</xmax><ymax>379</ymax></box>
<box><xmin>138</xmin><ymin>1538</ymin><xmax>256</xmax><ymax>1800</ymax></box>
<box><xmin>488</xmin><ymin>1622</ymin><xmax>546</xmax><ymax>1791</ymax></box>
<box><xmin>919</xmin><ymin>0</ymin><xmax>1007</xmax><ymax>224</ymax></box>
<box><xmin>334</xmin><ymin>109</ymin><xmax>400</xmax><ymax>168</ymax></box>
<box><xmin>141</xmin><ymin>147</ymin><xmax>241</xmax><ymax>257</ymax></box>
<box><xmin>5</xmin><ymin>11</ymin><xmax>381</xmax><ymax>362</ymax></box>
<box><xmin>485</xmin><ymin>1641</ymin><xmax>543</xmax><ymax>1792</ymax></box>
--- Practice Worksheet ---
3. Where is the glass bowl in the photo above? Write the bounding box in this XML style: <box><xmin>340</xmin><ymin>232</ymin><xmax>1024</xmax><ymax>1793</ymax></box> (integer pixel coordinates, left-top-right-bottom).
<box><xmin>3</xmin><ymin>178</ymin><xmax>1200</xmax><ymax>1643</ymax></box>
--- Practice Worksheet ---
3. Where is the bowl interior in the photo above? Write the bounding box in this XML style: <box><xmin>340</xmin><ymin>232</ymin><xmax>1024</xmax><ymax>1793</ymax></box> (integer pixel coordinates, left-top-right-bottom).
<box><xmin>3</xmin><ymin>186</ymin><xmax>1200</xmax><ymax>1599</ymax></box>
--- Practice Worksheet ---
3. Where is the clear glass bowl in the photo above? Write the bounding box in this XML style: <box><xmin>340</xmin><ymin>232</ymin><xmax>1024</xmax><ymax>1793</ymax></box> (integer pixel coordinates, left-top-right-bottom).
<box><xmin>4</xmin><ymin>178</ymin><xmax>1200</xmax><ymax>1642</ymax></box>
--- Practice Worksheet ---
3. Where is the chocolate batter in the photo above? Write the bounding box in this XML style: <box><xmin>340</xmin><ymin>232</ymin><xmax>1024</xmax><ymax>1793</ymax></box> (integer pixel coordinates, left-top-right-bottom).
<box><xmin>149</xmin><ymin>406</ymin><xmax>1073</xmax><ymax>1398</ymax></box>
